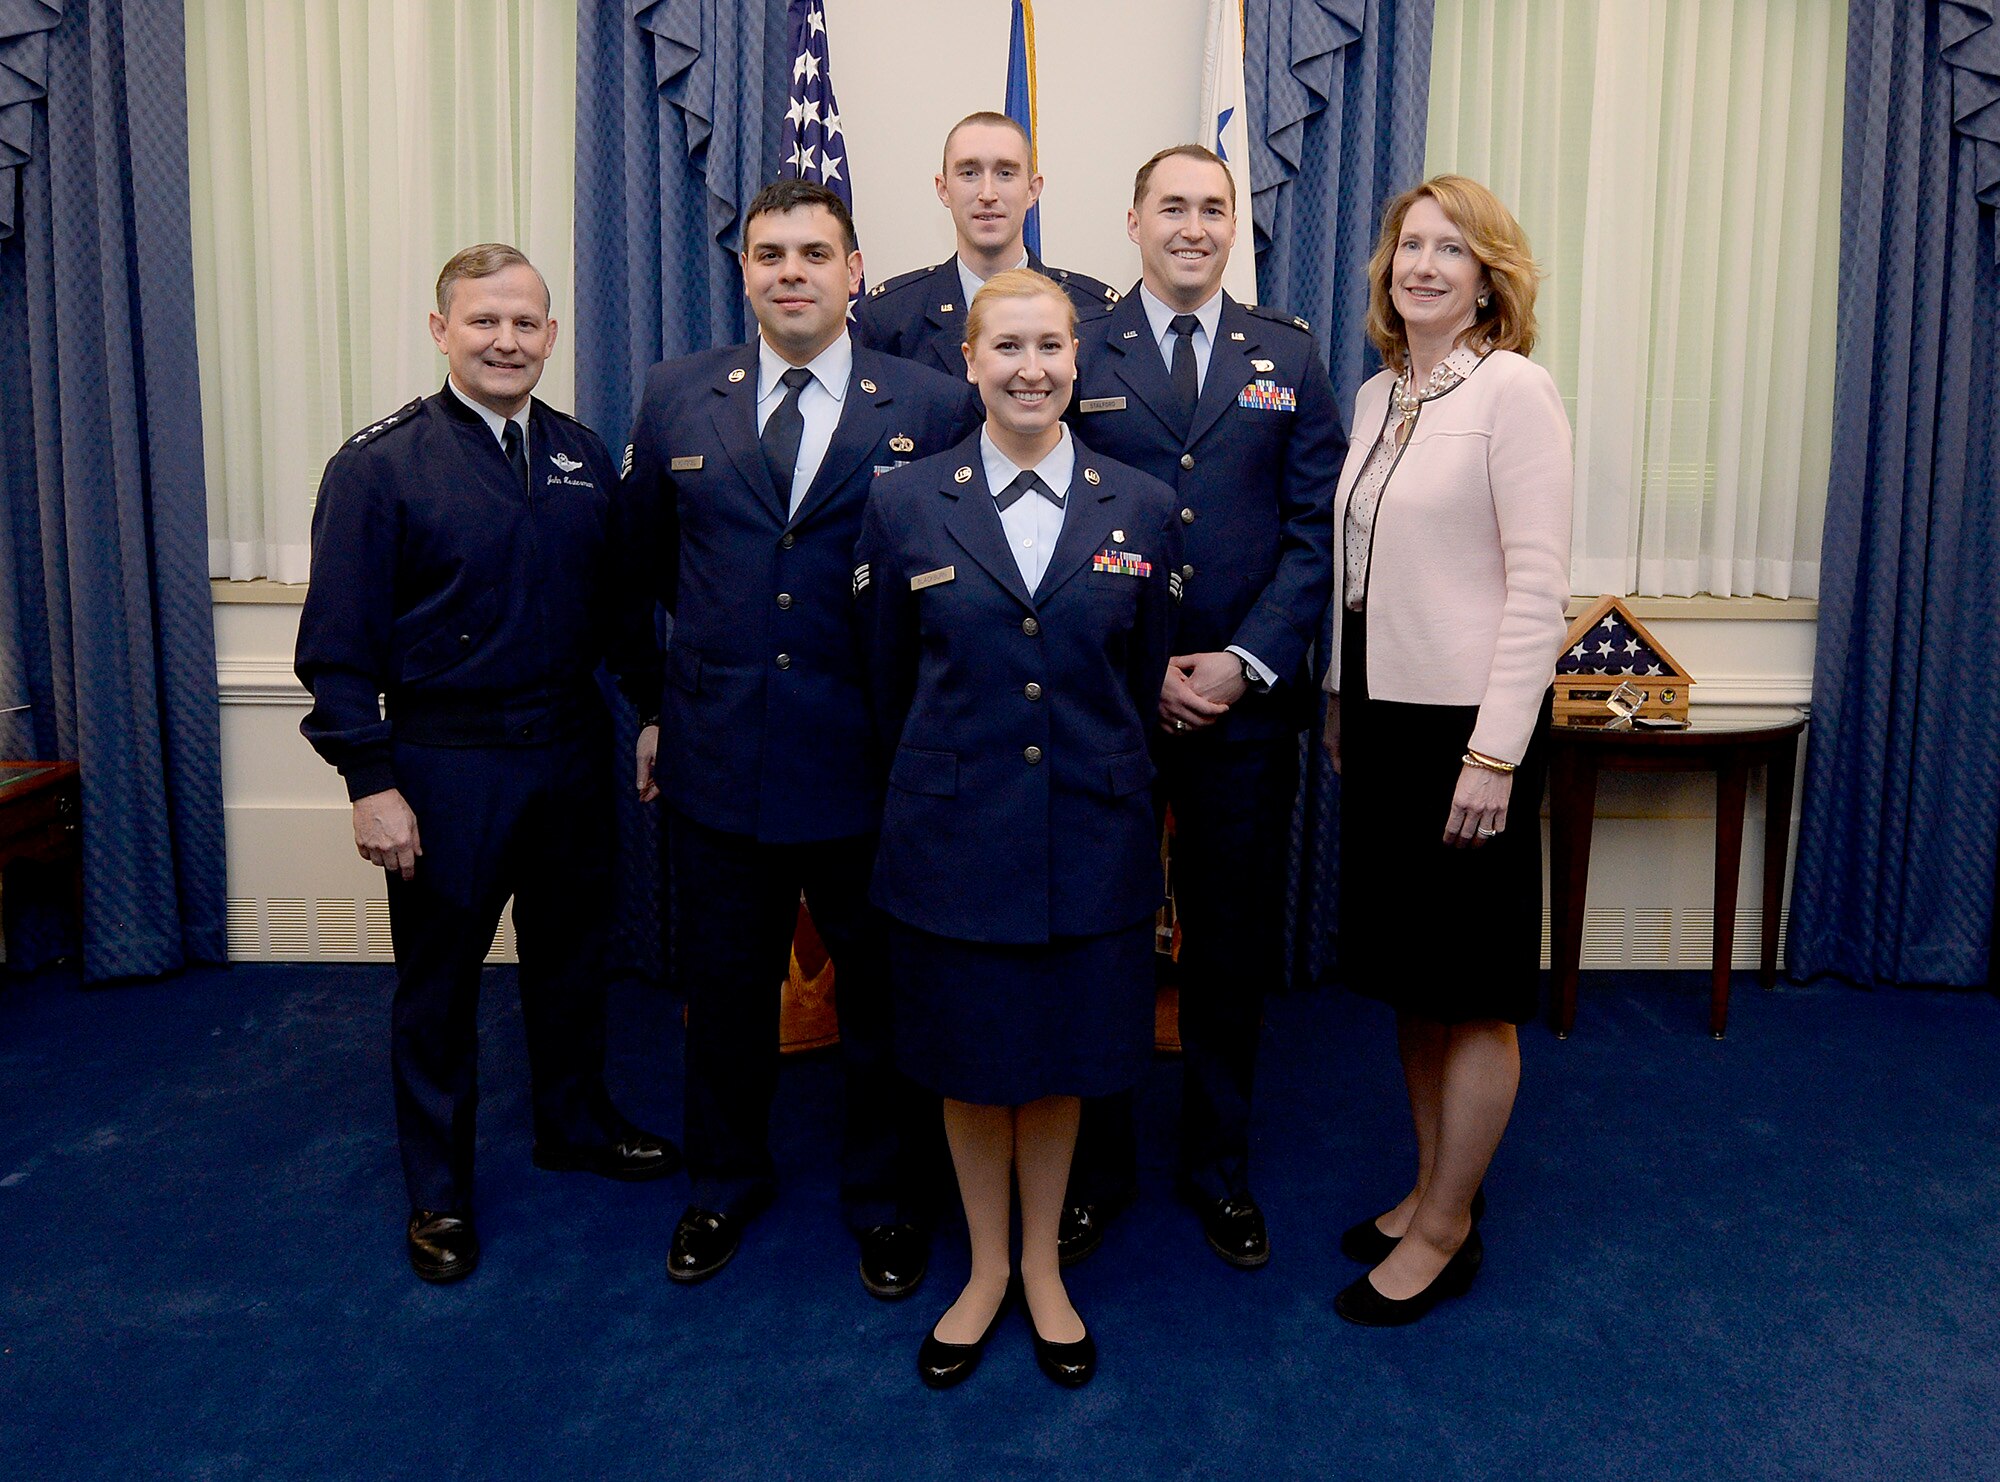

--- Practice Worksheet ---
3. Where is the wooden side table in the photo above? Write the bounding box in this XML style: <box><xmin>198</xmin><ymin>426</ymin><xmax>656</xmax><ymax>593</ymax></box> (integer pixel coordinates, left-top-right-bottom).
<box><xmin>0</xmin><ymin>762</ymin><xmax>84</xmax><ymax>958</ymax></box>
<box><xmin>1546</xmin><ymin>713</ymin><xmax>1806</xmax><ymax>1039</ymax></box>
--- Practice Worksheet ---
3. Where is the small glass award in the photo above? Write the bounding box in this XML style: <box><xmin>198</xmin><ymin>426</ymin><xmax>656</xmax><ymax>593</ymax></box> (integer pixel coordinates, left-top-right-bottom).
<box><xmin>1604</xmin><ymin>680</ymin><xmax>1644</xmax><ymax>730</ymax></box>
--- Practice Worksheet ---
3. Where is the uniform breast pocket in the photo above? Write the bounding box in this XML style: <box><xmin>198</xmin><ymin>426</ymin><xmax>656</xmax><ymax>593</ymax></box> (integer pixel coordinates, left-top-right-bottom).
<box><xmin>400</xmin><ymin>588</ymin><xmax>501</xmax><ymax>684</ymax></box>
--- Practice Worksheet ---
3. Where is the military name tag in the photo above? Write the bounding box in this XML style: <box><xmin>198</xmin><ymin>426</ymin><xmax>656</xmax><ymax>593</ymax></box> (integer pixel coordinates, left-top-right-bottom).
<box><xmin>670</xmin><ymin>455</ymin><xmax>704</xmax><ymax>471</ymax></box>
<box><xmin>910</xmin><ymin>566</ymin><xmax>956</xmax><ymax>591</ymax></box>
<box><xmin>1079</xmin><ymin>397</ymin><xmax>1127</xmax><ymax>414</ymax></box>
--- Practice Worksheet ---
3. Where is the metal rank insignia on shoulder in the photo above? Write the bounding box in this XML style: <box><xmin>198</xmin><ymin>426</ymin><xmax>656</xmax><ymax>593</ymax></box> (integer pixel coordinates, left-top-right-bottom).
<box><xmin>889</xmin><ymin>435</ymin><xmax>914</xmax><ymax>454</ymax></box>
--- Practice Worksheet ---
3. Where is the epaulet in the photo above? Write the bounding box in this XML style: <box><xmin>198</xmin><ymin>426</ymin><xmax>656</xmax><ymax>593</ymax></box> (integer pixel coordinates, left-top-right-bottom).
<box><xmin>344</xmin><ymin>398</ymin><xmax>424</xmax><ymax>449</ymax></box>
<box><xmin>1047</xmin><ymin>267</ymin><xmax>1122</xmax><ymax>306</ymax></box>
<box><xmin>866</xmin><ymin>264</ymin><xmax>937</xmax><ymax>301</ymax></box>
<box><xmin>1248</xmin><ymin>303</ymin><xmax>1312</xmax><ymax>334</ymax></box>
<box><xmin>538</xmin><ymin>402</ymin><xmax>584</xmax><ymax>426</ymax></box>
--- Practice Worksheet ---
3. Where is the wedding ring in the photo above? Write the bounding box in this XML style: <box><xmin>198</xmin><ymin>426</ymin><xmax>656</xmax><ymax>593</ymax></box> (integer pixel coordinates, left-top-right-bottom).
<box><xmin>1477</xmin><ymin>827</ymin><xmax>1499</xmax><ymax>837</ymax></box>
<box><xmin>1173</xmin><ymin>719</ymin><xmax>1188</xmax><ymax>732</ymax></box>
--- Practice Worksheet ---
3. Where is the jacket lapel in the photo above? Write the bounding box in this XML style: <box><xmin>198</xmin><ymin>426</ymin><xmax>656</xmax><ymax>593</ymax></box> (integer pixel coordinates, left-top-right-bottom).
<box><xmin>1098</xmin><ymin>291</ymin><xmax>1183</xmax><ymax>440</ymax></box>
<box><xmin>710</xmin><ymin>346</ymin><xmax>786</xmax><ymax>525</ymax></box>
<box><xmin>940</xmin><ymin>452</ymin><xmax>1036</xmax><ymax>612</ymax></box>
<box><xmin>1033</xmin><ymin>457</ymin><xmax>1122</xmax><ymax>604</ymax></box>
<box><xmin>920</xmin><ymin>260</ymin><xmax>967</xmax><ymax>379</ymax></box>
<box><xmin>1186</xmin><ymin>294</ymin><xmax>1259</xmax><ymax>448</ymax></box>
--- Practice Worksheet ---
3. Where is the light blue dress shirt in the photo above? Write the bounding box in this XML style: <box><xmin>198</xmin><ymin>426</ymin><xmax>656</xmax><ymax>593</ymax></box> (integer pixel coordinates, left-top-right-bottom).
<box><xmin>756</xmin><ymin>331</ymin><xmax>851</xmax><ymax>516</ymax></box>
<box><xmin>980</xmin><ymin>424</ymin><xmax>1074</xmax><ymax>595</ymax></box>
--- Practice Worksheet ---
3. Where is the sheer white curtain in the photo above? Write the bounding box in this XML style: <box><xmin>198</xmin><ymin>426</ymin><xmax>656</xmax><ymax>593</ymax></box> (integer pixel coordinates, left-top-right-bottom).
<box><xmin>188</xmin><ymin>0</ymin><xmax>577</xmax><ymax>583</ymax></box>
<box><xmin>1428</xmin><ymin>0</ymin><xmax>1845</xmax><ymax>597</ymax></box>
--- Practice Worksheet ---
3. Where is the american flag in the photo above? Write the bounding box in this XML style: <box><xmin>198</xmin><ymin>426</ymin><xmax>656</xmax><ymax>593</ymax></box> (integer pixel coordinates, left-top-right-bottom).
<box><xmin>1556</xmin><ymin>610</ymin><xmax>1674</xmax><ymax>678</ymax></box>
<box><xmin>778</xmin><ymin>2</ymin><xmax>852</xmax><ymax>207</ymax></box>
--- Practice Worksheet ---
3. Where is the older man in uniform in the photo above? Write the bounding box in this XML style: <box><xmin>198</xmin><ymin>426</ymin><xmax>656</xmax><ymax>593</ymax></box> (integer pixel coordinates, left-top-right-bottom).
<box><xmin>296</xmin><ymin>244</ymin><xmax>677</xmax><ymax>1285</ymax></box>
<box><xmin>1062</xmin><ymin>146</ymin><xmax>1344</xmax><ymax>1271</ymax></box>
<box><xmin>854</xmin><ymin>111</ymin><xmax>1119</xmax><ymax>380</ymax></box>
<box><xmin>615</xmin><ymin>180</ymin><xmax>973</xmax><ymax>1295</ymax></box>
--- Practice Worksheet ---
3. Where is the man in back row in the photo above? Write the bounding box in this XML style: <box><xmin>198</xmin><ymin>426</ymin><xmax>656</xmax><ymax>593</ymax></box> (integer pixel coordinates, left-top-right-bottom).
<box><xmin>855</xmin><ymin>111</ymin><xmax>1119</xmax><ymax>382</ymax></box>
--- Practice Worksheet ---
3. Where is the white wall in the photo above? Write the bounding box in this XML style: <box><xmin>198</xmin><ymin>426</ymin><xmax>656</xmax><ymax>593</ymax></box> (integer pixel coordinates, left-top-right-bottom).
<box><xmin>207</xmin><ymin>0</ymin><xmax>1821</xmax><ymax>974</ymax></box>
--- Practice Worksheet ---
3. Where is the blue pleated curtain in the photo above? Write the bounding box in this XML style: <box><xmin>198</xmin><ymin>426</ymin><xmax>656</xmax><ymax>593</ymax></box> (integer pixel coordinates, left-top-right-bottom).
<box><xmin>572</xmin><ymin>0</ymin><xmax>792</xmax><ymax>981</ymax></box>
<box><xmin>1789</xmin><ymin>0</ymin><xmax>2000</xmax><ymax>990</ymax></box>
<box><xmin>0</xmin><ymin>0</ymin><xmax>225</xmax><ymax>981</ymax></box>
<box><xmin>1247</xmin><ymin>0</ymin><xmax>1435</xmax><ymax>988</ymax></box>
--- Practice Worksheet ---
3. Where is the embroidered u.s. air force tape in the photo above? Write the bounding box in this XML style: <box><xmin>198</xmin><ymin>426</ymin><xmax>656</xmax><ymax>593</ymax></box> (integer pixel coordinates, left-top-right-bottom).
<box><xmin>1079</xmin><ymin>397</ymin><xmax>1126</xmax><ymax>414</ymax></box>
<box><xmin>852</xmin><ymin>562</ymin><xmax>871</xmax><ymax>597</ymax></box>
<box><xmin>1238</xmin><ymin>379</ymin><xmax>1298</xmax><ymax>412</ymax></box>
<box><xmin>1168</xmin><ymin>570</ymin><xmax>1184</xmax><ymax>601</ymax></box>
<box><xmin>621</xmin><ymin>443</ymin><xmax>636</xmax><ymax>477</ymax></box>
<box><xmin>670</xmin><ymin>455</ymin><xmax>704</xmax><ymax>471</ymax></box>
<box><xmin>1092</xmin><ymin>549</ymin><xmax>1152</xmax><ymax>578</ymax></box>
<box><xmin>911</xmin><ymin>566</ymin><xmax>956</xmax><ymax>591</ymax></box>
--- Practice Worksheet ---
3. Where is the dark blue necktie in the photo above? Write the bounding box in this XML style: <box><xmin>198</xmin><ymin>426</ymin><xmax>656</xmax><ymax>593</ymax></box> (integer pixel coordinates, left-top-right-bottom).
<box><xmin>993</xmin><ymin>470</ymin><xmax>1064</xmax><ymax>512</ymax></box>
<box><xmin>1169</xmin><ymin>313</ymin><xmax>1202</xmax><ymax>428</ymax></box>
<box><xmin>761</xmin><ymin>366</ymin><xmax>814</xmax><ymax>504</ymax></box>
<box><xmin>502</xmin><ymin>420</ymin><xmax>529</xmax><ymax>494</ymax></box>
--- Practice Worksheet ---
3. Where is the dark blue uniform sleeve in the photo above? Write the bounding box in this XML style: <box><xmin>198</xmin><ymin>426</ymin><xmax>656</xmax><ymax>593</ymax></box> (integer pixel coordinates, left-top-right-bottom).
<box><xmin>1229</xmin><ymin>340</ymin><xmax>1343</xmax><ymax>679</ymax></box>
<box><xmin>607</xmin><ymin>369</ymin><xmax>676</xmax><ymax>718</ymax></box>
<box><xmin>295</xmin><ymin>449</ymin><xmax>400</xmax><ymax>801</ymax></box>
<box><xmin>855</xmin><ymin>486</ymin><xmax>917</xmax><ymax>779</ymax></box>
<box><xmin>1134</xmin><ymin>499</ymin><xmax>1184</xmax><ymax>727</ymax></box>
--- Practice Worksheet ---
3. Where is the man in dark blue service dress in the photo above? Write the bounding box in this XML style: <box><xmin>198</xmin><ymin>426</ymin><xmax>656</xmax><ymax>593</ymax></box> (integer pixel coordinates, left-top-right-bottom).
<box><xmin>615</xmin><ymin>180</ymin><xmax>973</xmax><ymax>1295</ymax></box>
<box><xmin>296</xmin><ymin>244</ymin><xmax>678</xmax><ymax>1285</ymax></box>
<box><xmin>854</xmin><ymin>111</ymin><xmax>1119</xmax><ymax>381</ymax></box>
<box><xmin>1063</xmin><ymin>145</ymin><xmax>1344</xmax><ymax>1271</ymax></box>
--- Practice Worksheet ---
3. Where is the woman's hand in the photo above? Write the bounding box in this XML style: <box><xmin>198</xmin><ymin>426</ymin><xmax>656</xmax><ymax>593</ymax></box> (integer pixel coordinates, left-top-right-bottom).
<box><xmin>1444</xmin><ymin>762</ymin><xmax>1512</xmax><ymax>847</ymax></box>
<box><xmin>1320</xmin><ymin>695</ymin><xmax>1341</xmax><ymax>773</ymax></box>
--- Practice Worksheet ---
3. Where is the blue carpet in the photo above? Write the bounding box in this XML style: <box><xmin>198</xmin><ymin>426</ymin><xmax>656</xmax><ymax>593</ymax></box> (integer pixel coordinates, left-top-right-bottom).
<box><xmin>1</xmin><ymin>962</ymin><xmax>1995</xmax><ymax>1481</ymax></box>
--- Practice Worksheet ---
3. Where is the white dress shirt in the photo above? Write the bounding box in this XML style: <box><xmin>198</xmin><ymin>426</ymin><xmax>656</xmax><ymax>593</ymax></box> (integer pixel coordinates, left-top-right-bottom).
<box><xmin>981</xmin><ymin>425</ymin><xmax>1074</xmax><ymax>595</ymax></box>
<box><xmin>1138</xmin><ymin>282</ymin><xmax>1223</xmax><ymax>391</ymax></box>
<box><xmin>956</xmin><ymin>253</ymin><xmax>1030</xmax><ymax>315</ymax></box>
<box><xmin>756</xmin><ymin>332</ymin><xmax>851</xmax><ymax>516</ymax></box>
<box><xmin>447</xmin><ymin>376</ymin><xmax>530</xmax><ymax>461</ymax></box>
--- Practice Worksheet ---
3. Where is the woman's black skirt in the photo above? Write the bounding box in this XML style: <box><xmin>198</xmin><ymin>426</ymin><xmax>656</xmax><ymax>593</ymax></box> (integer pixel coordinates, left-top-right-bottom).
<box><xmin>1337</xmin><ymin>612</ymin><xmax>1551</xmax><ymax>1025</ymax></box>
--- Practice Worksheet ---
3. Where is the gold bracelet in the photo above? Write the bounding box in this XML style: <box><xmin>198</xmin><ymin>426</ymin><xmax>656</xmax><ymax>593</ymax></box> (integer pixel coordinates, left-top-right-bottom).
<box><xmin>1462</xmin><ymin>749</ymin><xmax>1517</xmax><ymax>774</ymax></box>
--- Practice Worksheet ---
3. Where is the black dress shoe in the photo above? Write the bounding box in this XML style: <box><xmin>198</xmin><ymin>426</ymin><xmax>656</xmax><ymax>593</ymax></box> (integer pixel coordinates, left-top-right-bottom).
<box><xmin>917</xmin><ymin>1292</ymin><xmax>1011</xmax><ymax>1389</ymax></box>
<box><xmin>667</xmin><ymin>1206</ymin><xmax>741</xmax><ymax>1284</ymax></box>
<box><xmin>1196</xmin><ymin>1195</ymin><xmax>1270</xmax><ymax>1268</ymax></box>
<box><xmin>859</xmin><ymin>1223</ymin><xmax>929</xmax><ymax>1300</ymax></box>
<box><xmin>407</xmin><ymin>1209</ymin><xmax>479</xmax><ymax>1284</ymax></box>
<box><xmin>1030</xmin><ymin>1319</ymin><xmax>1097</xmax><ymax>1388</ymax></box>
<box><xmin>1334</xmin><ymin>1228</ymin><xmax>1484</xmax><ymax>1327</ymax></box>
<box><xmin>1339</xmin><ymin>1187</ymin><xmax>1487</xmax><ymax>1266</ymax></box>
<box><xmin>1057</xmin><ymin>1203</ymin><xmax>1106</xmax><ymax>1267</ymax></box>
<box><xmin>532</xmin><ymin>1130</ymin><xmax>682</xmax><ymax>1182</ymax></box>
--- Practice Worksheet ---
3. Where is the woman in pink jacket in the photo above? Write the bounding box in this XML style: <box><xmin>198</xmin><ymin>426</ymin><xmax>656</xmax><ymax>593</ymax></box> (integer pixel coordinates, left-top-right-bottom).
<box><xmin>1321</xmin><ymin>175</ymin><xmax>1572</xmax><ymax>1326</ymax></box>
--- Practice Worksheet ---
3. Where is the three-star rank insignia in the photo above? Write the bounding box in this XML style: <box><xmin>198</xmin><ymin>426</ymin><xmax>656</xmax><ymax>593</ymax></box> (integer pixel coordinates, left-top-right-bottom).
<box><xmin>1083</xmin><ymin>467</ymin><xmax>1101</xmax><ymax>486</ymax></box>
<box><xmin>954</xmin><ymin>466</ymin><xmax>973</xmax><ymax>484</ymax></box>
<box><xmin>889</xmin><ymin>435</ymin><xmax>914</xmax><ymax>454</ymax></box>
<box><xmin>859</xmin><ymin>378</ymin><xmax>878</xmax><ymax>394</ymax></box>
<box><xmin>728</xmin><ymin>367</ymin><xmax>747</xmax><ymax>383</ymax></box>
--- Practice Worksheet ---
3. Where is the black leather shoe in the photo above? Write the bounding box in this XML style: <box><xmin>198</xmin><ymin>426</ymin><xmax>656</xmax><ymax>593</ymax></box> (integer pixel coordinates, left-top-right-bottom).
<box><xmin>532</xmin><ymin>1130</ymin><xmax>682</xmax><ymax>1182</ymax></box>
<box><xmin>917</xmin><ymin>1292</ymin><xmax>1011</xmax><ymax>1389</ymax></box>
<box><xmin>859</xmin><ymin>1223</ymin><xmax>929</xmax><ymax>1300</ymax></box>
<box><xmin>667</xmin><ymin>1206</ymin><xmax>741</xmax><ymax>1284</ymax></box>
<box><xmin>1197</xmin><ymin>1195</ymin><xmax>1270</xmax><ymax>1268</ymax></box>
<box><xmin>1057</xmin><ymin>1203</ymin><xmax>1106</xmax><ymax>1267</ymax></box>
<box><xmin>1030</xmin><ymin>1320</ymin><xmax>1098</xmax><ymax>1388</ymax></box>
<box><xmin>1334</xmin><ymin>1228</ymin><xmax>1484</xmax><ymax>1327</ymax></box>
<box><xmin>406</xmin><ymin>1209</ymin><xmax>478</xmax><ymax>1284</ymax></box>
<box><xmin>1339</xmin><ymin>1187</ymin><xmax>1487</xmax><ymax>1266</ymax></box>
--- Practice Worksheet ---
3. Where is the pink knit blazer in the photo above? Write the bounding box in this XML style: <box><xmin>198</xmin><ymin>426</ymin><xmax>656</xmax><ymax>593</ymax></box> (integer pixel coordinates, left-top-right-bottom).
<box><xmin>1320</xmin><ymin>349</ymin><xmax>1573</xmax><ymax>764</ymax></box>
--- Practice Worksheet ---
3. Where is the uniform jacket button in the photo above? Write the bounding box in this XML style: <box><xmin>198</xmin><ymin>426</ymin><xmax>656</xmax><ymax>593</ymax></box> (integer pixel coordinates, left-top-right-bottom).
<box><xmin>776</xmin><ymin>592</ymin><xmax>792</xmax><ymax>609</ymax></box>
<box><xmin>1180</xmin><ymin>508</ymin><xmax>1196</xmax><ymax>524</ymax></box>
<box><xmin>1024</xmin><ymin>682</ymin><xmax>1042</xmax><ymax>700</ymax></box>
<box><xmin>1021</xmin><ymin>617</ymin><xmax>1040</xmax><ymax>636</ymax></box>
<box><xmin>775</xmin><ymin>653</ymin><xmax>792</xmax><ymax>669</ymax></box>
<box><xmin>1179</xmin><ymin>453</ymin><xmax>1195</xmax><ymax>470</ymax></box>
<box><xmin>779</xmin><ymin>532</ymin><xmax>795</xmax><ymax>549</ymax></box>
<box><xmin>1023</xmin><ymin>745</ymin><xmax>1043</xmax><ymax>764</ymax></box>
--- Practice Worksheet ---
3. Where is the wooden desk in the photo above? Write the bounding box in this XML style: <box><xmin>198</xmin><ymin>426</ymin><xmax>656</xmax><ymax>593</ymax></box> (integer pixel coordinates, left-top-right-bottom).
<box><xmin>1546</xmin><ymin>713</ymin><xmax>1806</xmax><ymax>1039</ymax></box>
<box><xmin>0</xmin><ymin>762</ymin><xmax>84</xmax><ymax>956</ymax></box>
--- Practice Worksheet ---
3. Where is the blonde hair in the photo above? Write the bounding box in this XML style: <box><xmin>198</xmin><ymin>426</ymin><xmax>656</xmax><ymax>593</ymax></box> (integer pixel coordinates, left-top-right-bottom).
<box><xmin>435</xmin><ymin>243</ymin><xmax>549</xmax><ymax>316</ymax></box>
<box><xmin>1365</xmin><ymin>175</ymin><xmax>1539</xmax><ymax>374</ymax></box>
<box><xmin>963</xmin><ymin>267</ymin><xmax>1078</xmax><ymax>348</ymax></box>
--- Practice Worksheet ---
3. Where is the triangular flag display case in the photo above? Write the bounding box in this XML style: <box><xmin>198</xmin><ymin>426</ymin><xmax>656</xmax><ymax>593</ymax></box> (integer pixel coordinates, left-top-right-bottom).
<box><xmin>1553</xmin><ymin>596</ymin><xmax>1694</xmax><ymax>724</ymax></box>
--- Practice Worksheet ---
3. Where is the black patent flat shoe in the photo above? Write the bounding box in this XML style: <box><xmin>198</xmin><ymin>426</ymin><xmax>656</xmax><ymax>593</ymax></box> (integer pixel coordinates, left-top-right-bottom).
<box><xmin>918</xmin><ymin>1291</ymin><xmax>1011</xmax><ymax>1390</ymax></box>
<box><xmin>1338</xmin><ymin>1186</ymin><xmax>1487</xmax><ymax>1266</ymax></box>
<box><xmin>1334</xmin><ymin>1228</ymin><xmax>1484</xmax><ymax>1328</ymax></box>
<box><xmin>1030</xmin><ymin>1320</ymin><xmax>1097</xmax><ymax>1388</ymax></box>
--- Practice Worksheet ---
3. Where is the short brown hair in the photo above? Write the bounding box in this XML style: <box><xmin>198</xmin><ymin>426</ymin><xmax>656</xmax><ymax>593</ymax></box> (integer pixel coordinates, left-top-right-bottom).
<box><xmin>743</xmin><ymin>177</ymin><xmax>859</xmax><ymax>255</ymax></box>
<box><xmin>1365</xmin><ymin>175</ymin><xmax>1540</xmax><ymax>374</ymax></box>
<box><xmin>435</xmin><ymin>243</ymin><xmax>549</xmax><ymax>316</ymax></box>
<box><xmin>942</xmin><ymin>112</ymin><xmax>1033</xmax><ymax>171</ymax></box>
<box><xmin>1131</xmin><ymin>144</ymin><xmax>1235</xmax><ymax>210</ymax></box>
<box><xmin>963</xmin><ymin>267</ymin><xmax>1077</xmax><ymax>349</ymax></box>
